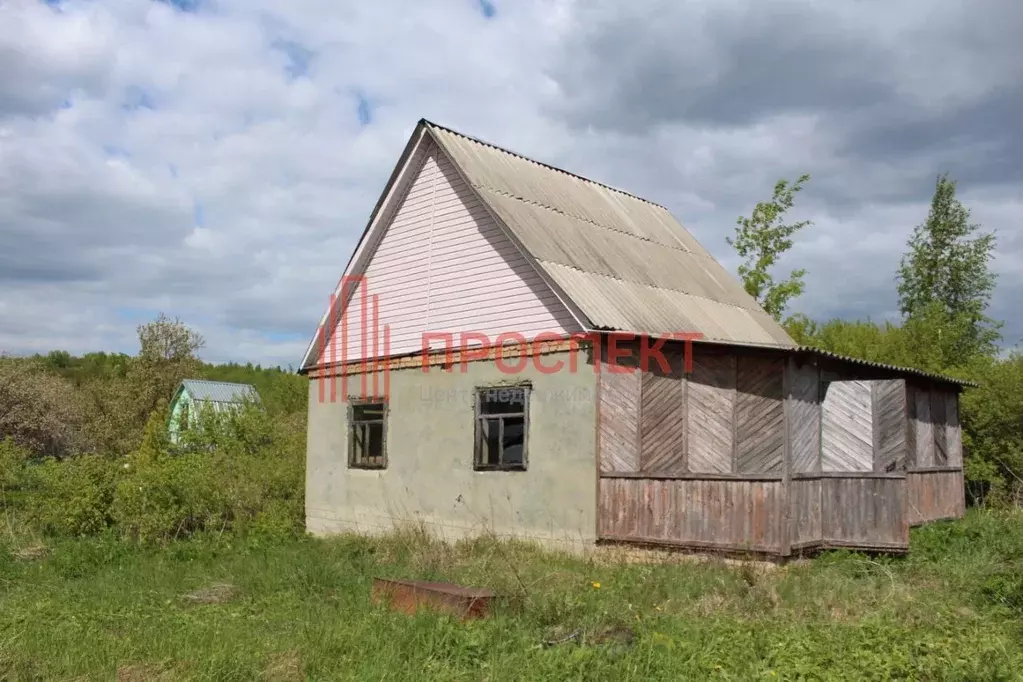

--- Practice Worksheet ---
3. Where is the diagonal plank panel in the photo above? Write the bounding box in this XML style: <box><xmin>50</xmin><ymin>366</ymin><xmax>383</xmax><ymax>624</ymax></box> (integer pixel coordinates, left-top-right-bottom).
<box><xmin>687</xmin><ymin>352</ymin><xmax>736</xmax><ymax>473</ymax></box>
<box><xmin>735</xmin><ymin>356</ymin><xmax>784</xmax><ymax>473</ymax></box>
<box><xmin>640</xmin><ymin>349</ymin><xmax>686</xmax><ymax>473</ymax></box>
<box><xmin>821</xmin><ymin>380</ymin><xmax>873</xmax><ymax>472</ymax></box>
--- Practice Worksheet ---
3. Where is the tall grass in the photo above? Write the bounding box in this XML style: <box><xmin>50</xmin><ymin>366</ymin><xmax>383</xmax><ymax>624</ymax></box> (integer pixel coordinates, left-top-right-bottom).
<box><xmin>1</xmin><ymin>510</ymin><xmax>1022</xmax><ymax>681</ymax></box>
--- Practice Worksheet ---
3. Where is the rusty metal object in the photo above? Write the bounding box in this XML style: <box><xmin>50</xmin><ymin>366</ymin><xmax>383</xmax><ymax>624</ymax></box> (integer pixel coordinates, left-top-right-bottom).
<box><xmin>371</xmin><ymin>578</ymin><xmax>496</xmax><ymax>620</ymax></box>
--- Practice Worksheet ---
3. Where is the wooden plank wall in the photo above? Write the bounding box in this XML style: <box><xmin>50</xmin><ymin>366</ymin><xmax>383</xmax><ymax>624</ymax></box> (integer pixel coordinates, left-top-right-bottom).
<box><xmin>735</xmin><ymin>357</ymin><xmax>785</xmax><ymax>473</ymax></box>
<box><xmin>906</xmin><ymin>470</ymin><xmax>966</xmax><ymax>525</ymax></box>
<box><xmin>821</xmin><ymin>381</ymin><xmax>874</xmax><ymax>471</ymax></box>
<box><xmin>790</xmin><ymin>478</ymin><xmax>823</xmax><ymax>546</ymax></box>
<box><xmin>907</xmin><ymin>383</ymin><xmax>962</xmax><ymax>471</ymax></box>
<box><xmin>911</xmin><ymin>385</ymin><xmax>936</xmax><ymax>467</ymax></box>
<box><xmin>788</xmin><ymin>361</ymin><xmax>821</xmax><ymax>474</ymax></box>
<box><xmin>819</xmin><ymin>477</ymin><xmax>908</xmax><ymax>548</ymax></box>
<box><xmin>872</xmin><ymin>379</ymin><xmax>907</xmax><ymax>472</ymax></box>
<box><xmin>597</xmin><ymin>365</ymin><xmax>641</xmax><ymax>474</ymax></box>
<box><xmin>639</xmin><ymin>349</ymin><xmax>686</xmax><ymax>473</ymax></box>
<box><xmin>687</xmin><ymin>353</ymin><xmax>736</xmax><ymax>473</ymax></box>
<box><xmin>598</xmin><ymin>477</ymin><xmax>785</xmax><ymax>552</ymax></box>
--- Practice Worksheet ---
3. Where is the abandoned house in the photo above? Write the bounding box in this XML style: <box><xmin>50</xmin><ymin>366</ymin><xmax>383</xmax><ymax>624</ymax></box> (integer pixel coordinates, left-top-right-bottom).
<box><xmin>168</xmin><ymin>379</ymin><xmax>261</xmax><ymax>444</ymax></box>
<box><xmin>299</xmin><ymin>119</ymin><xmax>968</xmax><ymax>556</ymax></box>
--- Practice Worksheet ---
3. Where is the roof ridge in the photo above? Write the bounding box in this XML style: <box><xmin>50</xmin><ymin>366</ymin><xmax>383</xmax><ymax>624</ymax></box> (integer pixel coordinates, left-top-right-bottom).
<box><xmin>421</xmin><ymin>119</ymin><xmax>671</xmax><ymax>212</ymax></box>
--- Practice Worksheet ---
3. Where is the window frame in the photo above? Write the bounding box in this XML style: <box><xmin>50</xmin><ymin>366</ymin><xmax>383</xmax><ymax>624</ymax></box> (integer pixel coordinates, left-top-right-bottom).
<box><xmin>473</xmin><ymin>384</ymin><xmax>530</xmax><ymax>472</ymax></box>
<box><xmin>347</xmin><ymin>399</ymin><xmax>388</xmax><ymax>470</ymax></box>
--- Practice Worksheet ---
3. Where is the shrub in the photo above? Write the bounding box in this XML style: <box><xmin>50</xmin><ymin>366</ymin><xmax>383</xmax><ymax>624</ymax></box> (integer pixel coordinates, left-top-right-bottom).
<box><xmin>27</xmin><ymin>455</ymin><xmax>120</xmax><ymax>536</ymax></box>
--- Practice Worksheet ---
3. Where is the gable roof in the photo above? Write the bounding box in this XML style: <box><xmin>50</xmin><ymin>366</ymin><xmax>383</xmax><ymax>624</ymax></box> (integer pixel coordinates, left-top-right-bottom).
<box><xmin>176</xmin><ymin>380</ymin><xmax>260</xmax><ymax>405</ymax></box>
<box><xmin>300</xmin><ymin>119</ymin><xmax>796</xmax><ymax>371</ymax></box>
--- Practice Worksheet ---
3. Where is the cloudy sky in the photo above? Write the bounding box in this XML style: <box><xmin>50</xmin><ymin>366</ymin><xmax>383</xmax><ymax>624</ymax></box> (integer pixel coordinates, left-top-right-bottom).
<box><xmin>1</xmin><ymin>0</ymin><xmax>1020</xmax><ymax>367</ymax></box>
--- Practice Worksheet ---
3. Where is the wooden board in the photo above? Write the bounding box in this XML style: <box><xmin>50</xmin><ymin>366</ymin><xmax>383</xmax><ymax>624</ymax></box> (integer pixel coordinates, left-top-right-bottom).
<box><xmin>640</xmin><ymin>358</ymin><xmax>687</xmax><ymax>474</ymax></box>
<box><xmin>914</xmin><ymin>387</ymin><xmax>935</xmax><ymax>468</ymax></box>
<box><xmin>735</xmin><ymin>356</ymin><xmax>784</xmax><ymax>473</ymax></box>
<box><xmin>930</xmin><ymin>390</ymin><xmax>948</xmax><ymax>466</ymax></box>
<box><xmin>906</xmin><ymin>470</ymin><xmax>965</xmax><ymax>525</ymax></box>
<box><xmin>945</xmin><ymin>393</ymin><xmax>963</xmax><ymax>467</ymax></box>
<box><xmin>687</xmin><ymin>353</ymin><xmax>736</xmax><ymax>473</ymax></box>
<box><xmin>819</xmin><ymin>477</ymin><xmax>908</xmax><ymax>548</ymax></box>
<box><xmin>788</xmin><ymin>361</ymin><xmax>821</xmax><ymax>474</ymax></box>
<box><xmin>790</xmin><ymin>478</ymin><xmax>823</xmax><ymax>546</ymax></box>
<box><xmin>821</xmin><ymin>381</ymin><xmax>873</xmax><ymax>472</ymax></box>
<box><xmin>597</xmin><ymin>477</ymin><xmax>785</xmax><ymax>552</ymax></box>
<box><xmin>598</xmin><ymin>365</ymin><xmax>641</xmax><ymax>473</ymax></box>
<box><xmin>872</xmin><ymin>379</ymin><xmax>906</xmax><ymax>472</ymax></box>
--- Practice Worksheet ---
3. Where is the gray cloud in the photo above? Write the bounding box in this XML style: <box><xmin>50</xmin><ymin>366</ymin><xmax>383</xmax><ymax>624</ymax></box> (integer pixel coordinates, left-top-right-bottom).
<box><xmin>0</xmin><ymin>0</ymin><xmax>1019</xmax><ymax>367</ymax></box>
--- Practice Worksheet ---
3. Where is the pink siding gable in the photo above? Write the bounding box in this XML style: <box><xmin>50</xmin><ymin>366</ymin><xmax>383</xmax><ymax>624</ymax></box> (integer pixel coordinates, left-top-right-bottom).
<box><xmin>316</xmin><ymin>141</ymin><xmax>580</xmax><ymax>367</ymax></box>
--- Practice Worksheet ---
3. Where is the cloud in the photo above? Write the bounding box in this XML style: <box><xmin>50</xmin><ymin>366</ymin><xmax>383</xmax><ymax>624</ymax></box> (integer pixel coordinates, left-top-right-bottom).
<box><xmin>0</xmin><ymin>0</ymin><xmax>1019</xmax><ymax>369</ymax></box>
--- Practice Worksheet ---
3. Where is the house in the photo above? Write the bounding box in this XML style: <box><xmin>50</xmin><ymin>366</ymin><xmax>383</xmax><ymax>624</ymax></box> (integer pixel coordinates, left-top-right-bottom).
<box><xmin>299</xmin><ymin>119</ymin><xmax>968</xmax><ymax>556</ymax></box>
<box><xmin>168</xmin><ymin>380</ymin><xmax>260</xmax><ymax>444</ymax></box>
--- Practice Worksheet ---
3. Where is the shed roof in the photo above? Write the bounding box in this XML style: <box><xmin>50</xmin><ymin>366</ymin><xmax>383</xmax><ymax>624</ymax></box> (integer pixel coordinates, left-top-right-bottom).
<box><xmin>425</xmin><ymin>122</ymin><xmax>795</xmax><ymax>348</ymax></box>
<box><xmin>300</xmin><ymin>119</ymin><xmax>971</xmax><ymax>390</ymax></box>
<box><xmin>178</xmin><ymin>380</ymin><xmax>260</xmax><ymax>404</ymax></box>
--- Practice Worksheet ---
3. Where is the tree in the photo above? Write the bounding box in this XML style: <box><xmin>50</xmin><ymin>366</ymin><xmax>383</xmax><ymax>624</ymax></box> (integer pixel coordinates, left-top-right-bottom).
<box><xmin>896</xmin><ymin>173</ymin><xmax>1000</xmax><ymax>361</ymax></box>
<box><xmin>0</xmin><ymin>355</ymin><xmax>87</xmax><ymax>459</ymax></box>
<box><xmin>728</xmin><ymin>174</ymin><xmax>813</xmax><ymax>321</ymax></box>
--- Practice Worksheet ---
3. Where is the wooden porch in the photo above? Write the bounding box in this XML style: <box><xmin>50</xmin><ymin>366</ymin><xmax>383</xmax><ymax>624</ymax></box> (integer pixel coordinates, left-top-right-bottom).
<box><xmin>594</xmin><ymin>339</ymin><xmax>966</xmax><ymax>557</ymax></box>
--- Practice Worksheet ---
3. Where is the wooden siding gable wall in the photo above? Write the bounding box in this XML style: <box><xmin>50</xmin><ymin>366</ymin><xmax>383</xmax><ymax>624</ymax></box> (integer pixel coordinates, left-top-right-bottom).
<box><xmin>315</xmin><ymin>140</ymin><xmax>580</xmax><ymax>368</ymax></box>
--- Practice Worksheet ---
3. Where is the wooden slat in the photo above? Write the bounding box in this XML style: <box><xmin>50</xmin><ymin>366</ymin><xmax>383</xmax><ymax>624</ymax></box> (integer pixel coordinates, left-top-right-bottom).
<box><xmin>788</xmin><ymin>361</ymin><xmax>821</xmax><ymax>474</ymax></box>
<box><xmin>930</xmin><ymin>389</ymin><xmax>948</xmax><ymax>466</ymax></box>
<box><xmin>906</xmin><ymin>470</ymin><xmax>965</xmax><ymax>525</ymax></box>
<box><xmin>687</xmin><ymin>352</ymin><xmax>736</xmax><ymax>473</ymax></box>
<box><xmin>639</xmin><ymin>349</ymin><xmax>686</xmax><ymax>474</ymax></box>
<box><xmin>821</xmin><ymin>381</ymin><xmax>873</xmax><ymax>472</ymax></box>
<box><xmin>598</xmin><ymin>364</ymin><xmax>641</xmax><ymax>473</ymax></box>
<box><xmin>596</xmin><ymin>477</ymin><xmax>785</xmax><ymax>552</ymax></box>
<box><xmin>871</xmin><ymin>379</ymin><xmax>906</xmax><ymax>472</ymax></box>
<box><xmin>945</xmin><ymin>393</ymin><xmax>963</xmax><ymax>467</ymax></box>
<box><xmin>735</xmin><ymin>356</ymin><xmax>784</xmax><ymax>473</ymax></box>
<box><xmin>820</xmin><ymin>477</ymin><xmax>908</xmax><ymax>547</ymax></box>
<box><xmin>790</xmin><ymin>478</ymin><xmax>822</xmax><ymax>545</ymax></box>
<box><xmin>914</xmin><ymin>387</ymin><xmax>935</xmax><ymax>467</ymax></box>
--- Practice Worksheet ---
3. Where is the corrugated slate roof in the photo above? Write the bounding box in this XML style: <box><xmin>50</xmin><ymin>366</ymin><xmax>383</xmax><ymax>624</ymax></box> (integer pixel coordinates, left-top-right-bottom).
<box><xmin>180</xmin><ymin>380</ymin><xmax>260</xmax><ymax>404</ymax></box>
<box><xmin>426</xmin><ymin>122</ymin><xmax>796</xmax><ymax>348</ymax></box>
<box><xmin>798</xmin><ymin>348</ymin><xmax>977</xmax><ymax>387</ymax></box>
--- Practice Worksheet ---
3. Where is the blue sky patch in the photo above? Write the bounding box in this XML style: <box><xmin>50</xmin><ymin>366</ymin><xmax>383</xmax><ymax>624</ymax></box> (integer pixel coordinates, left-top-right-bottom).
<box><xmin>122</xmin><ymin>85</ymin><xmax>155</xmax><ymax>112</ymax></box>
<box><xmin>103</xmin><ymin>145</ymin><xmax>130</xmax><ymax>159</ymax></box>
<box><xmin>193</xmin><ymin>201</ymin><xmax>205</xmax><ymax>228</ymax></box>
<box><xmin>478</xmin><ymin>0</ymin><xmax>496</xmax><ymax>19</ymax></box>
<box><xmin>156</xmin><ymin>0</ymin><xmax>201</xmax><ymax>12</ymax></box>
<box><xmin>273</xmin><ymin>40</ymin><xmax>314</xmax><ymax>80</ymax></box>
<box><xmin>356</xmin><ymin>94</ymin><xmax>373</xmax><ymax>126</ymax></box>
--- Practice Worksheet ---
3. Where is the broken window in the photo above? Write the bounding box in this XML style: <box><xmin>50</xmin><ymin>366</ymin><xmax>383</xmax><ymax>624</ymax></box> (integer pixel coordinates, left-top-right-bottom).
<box><xmin>348</xmin><ymin>401</ymin><xmax>387</xmax><ymax>469</ymax></box>
<box><xmin>474</xmin><ymin>386</ymin><xmax>529</xmax><ymax>471</ymax></box>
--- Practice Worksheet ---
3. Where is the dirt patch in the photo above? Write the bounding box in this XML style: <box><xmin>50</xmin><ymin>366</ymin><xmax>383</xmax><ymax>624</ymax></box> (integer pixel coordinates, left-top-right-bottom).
<box><xmin>263</xmin><ymin>650</ymin><xmax>304</xmax><ymax>682</ymax></box>
<box><xmin>116</xmin><ymin>663</ymin><xmax>172</xmax><ymax>682</ymax></box>
<box><xmin>13</xmin><ymin>544</ymin><xmax>50</xmax><ymax>562</ymax></box>
<box><xmin>180</xmin><ymin>582</ymin><xmax>239</xmax><ymax>605</ymax></box>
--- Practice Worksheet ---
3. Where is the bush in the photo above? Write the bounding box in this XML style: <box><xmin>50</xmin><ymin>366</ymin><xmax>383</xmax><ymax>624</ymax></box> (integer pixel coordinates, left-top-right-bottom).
<box><xmin>107</xmin><ymin>404</ymin><xmax>304</xmax><ymax>544</ymax></box>
<box><xmin>27</xmin><ymin>455</ymin><xmax>120</xmax><ymax>536</ymax></box>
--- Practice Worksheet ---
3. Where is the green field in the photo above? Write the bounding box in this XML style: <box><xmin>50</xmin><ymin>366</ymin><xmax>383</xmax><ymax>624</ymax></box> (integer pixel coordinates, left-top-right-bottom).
<box><xmin>2</xmin><ymin>511</ymin><xmax>1022</xmax><ymax>681</ymax></box>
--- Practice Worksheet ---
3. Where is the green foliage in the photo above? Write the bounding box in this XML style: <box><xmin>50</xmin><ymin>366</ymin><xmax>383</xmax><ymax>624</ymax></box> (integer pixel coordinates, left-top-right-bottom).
<box><xmin>27</xmin><ymin>455</ymin><xmax>119</xmax><ymax>536</ymax></box>
<box><xmin>1</xmin><ymin>510</ymin><xmax>1021</xmax><ymax>680</ymax></box>
<box><xmin>108</xmin><ymin>404</ymin><xmax>304</xmax><ymax>544</ymax></box>
<box><xmin>728</xmin><ymin>173</ymin><xmax>813</xmax><ymax>320</ymax></box>
<box><xmin>897</xmin><ymin>173</ymin><xmax>1000</xmax><ymax>359</ymax></box>
<box><xmin>960</xmin><ymin>353</ymin><xmax>1023</xmax><ymax>503</ymax></box>
<box><xmin>0</xmin><ymin>437</ymin><xmax>30</xmax><ymax>490</ymax></box>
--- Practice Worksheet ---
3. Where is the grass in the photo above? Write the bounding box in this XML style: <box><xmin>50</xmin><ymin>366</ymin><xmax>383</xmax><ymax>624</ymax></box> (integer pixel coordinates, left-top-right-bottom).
<box><xmin>1</xmin><ymin>512</ymin><xmax>1022</xmax><ymax>681</ymax></box>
